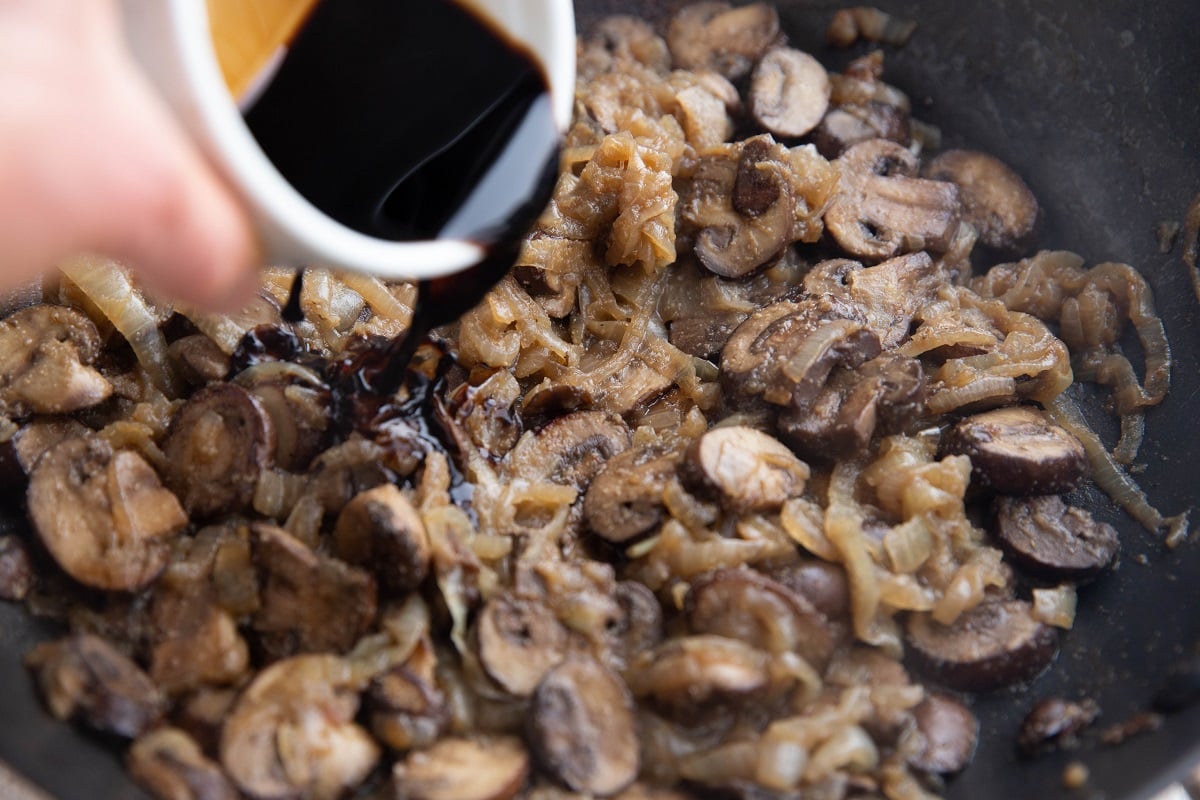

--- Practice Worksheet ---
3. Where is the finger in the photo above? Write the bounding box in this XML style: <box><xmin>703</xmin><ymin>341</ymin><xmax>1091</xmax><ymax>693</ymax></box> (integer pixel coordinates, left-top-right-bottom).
<box><xmin>82</xmin><ymin>54</ymin><xmax>262</xmax><ymax>311</ymax></box>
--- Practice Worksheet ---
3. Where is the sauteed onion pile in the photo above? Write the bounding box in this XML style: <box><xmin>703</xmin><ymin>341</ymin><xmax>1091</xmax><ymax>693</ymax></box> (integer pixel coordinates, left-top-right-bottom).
<box><xmin>0</xmin><ymin>4</ymin><xmax>1184</xmax><ymax>800</ymax></box>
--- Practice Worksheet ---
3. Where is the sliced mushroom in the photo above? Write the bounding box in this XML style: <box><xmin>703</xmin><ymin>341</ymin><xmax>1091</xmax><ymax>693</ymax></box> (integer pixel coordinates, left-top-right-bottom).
<box><xmin>28</xmin><ymin>436</ymin><xmax>187</xmax><ymax>591</ymax></box>
<box><xmin>685</xmin><ymin>567</ymin><xmax>834</xmax><ymax>671</ymax></box>
<box><xmin>0</xmin><ymin>305</ymin><xmax>112</xmax><ymax>418</ymax></box>
<box><xmin>825</xmin><ymin>138</ymin><xmax>960</xmax><ymax>261</ymax></box>
<box><xmin>393</xmin><ymin>736</ymin><xmax>529</xmax><ymax>800</ymax></box>
<box><xmin>803</xmin><ymin>251</ymin><xmax>942</xmax><ymax>348</ymax></box>
<box><xmin>127</xmin><ymin>727</ymin><xmax>239</xmax><ymax>800</ymax></box>
<box><xmin>0</xmin><ymin>417</ymin><xmax>90</xmax><ymax>489</ymax></box>
<box><xmin>606</xmin><ymin>580</ymin><xmax>665</xmax><ymax>671</ymax></box>
<box><xmin>251</xmin><ymin>523</ymin><xmax>377</xmax><ymax>658</ymax></box>
<box><xmin>993</xmin><ymin>495</ymin><xmax>1119</xmax><ymax>581</ymax></box>
<box><xmin>909</xmin><ymin>693</ymin><xmax>979</xmax><ymax>774</ymax></box>
<box><xmin>0</xmin><ymin>534</ymin><xmax>34</xmax><ymax>601</ymax></box>
<box><xmin>333</xmin><ymin>484</ymin><xmax>431</xmax><ymax>594</ymax></box>
<box><xmin>149</xmin><ymin>590</ymin><xmax>249</xmax><ymax>695</ymax></box>
<box><xmin>162</xmin><ymin>383</ymin><xmax>276</xmax><ymax>517</ymax></box>
<box><xmin>750</xmin><ymin>48</ymin><xmax>830</xmax><ymax>138</ymax></box>
<box><xmin>504</xmin><ymin>410</ymin><xmax>631</xmax><ymax>491</ymax></box>
<box><xmin>720</xmin><ymin>296</ymin><xmax>881</xmax><ymax>409</ymax></box>
<box><xmin>233</xmin><ymin>361</ymin><xmax>331</xmax><ymax>472</ymax></box>
<box><xmin>626</xmin><ymin>635</ymin><xmax>770</xmax><ymax>711</ymax></box>
<box><xmin>813</xmin><ymin>103</ymin><xmax>910</xmax><ymax>159</ymax></box>
<box><xmin>906</xmin><ymin>600</ymin><xmax>1059</xmax><ymax>692</ymax></box>
<box><xmin>368</xmin><ymin>665</ymin><xmax>449</xmax><ymax>752</ymax></box>
<box><xmin>826</xmin><ymin>7</ymin><xmax>918</xmax><ymax>47</ymax></box>
<box><xmin>666</xmin><ymin>2</ymin><xmax>781</xmax><ymax>80</ymax></box>
<box><xmin>25</xmin><ymin>633</ymin><xmax>164</xmax><ymax>738</ymax></box>
<box><xmin>583</xmin><ymin>442</ymin><xmax>682</xmax><ymax>545</ymax></box>
<box><xmin>168</xmin><ymin>334</ymin><xmax>232</xmax><ymax>388</ymax></box>
<box><xmin>529</xmin><ymin>654</ymin><xmax>639</xmax><ymax>796</ymax></box>
<box><xmin>220</xmin><ymin>654</ymin><xmax>379</xmax><ymax>800</ymax></box>
<box><xmin>683</xmin><ymin>425</ymin><xmax>809</xmax><ymax>514</ymax></box>
<box><xmin>686</xmin><ymin>137</ymin><xmax>796</xmax><ymax>279</ymax></box>
<box><xmin>924</xmin><ymin>149</ymin><xmax>1038</xmax><ymax>252</ymax></box>
<box><xmin>941</xmin><ymin>406</ymin><xmax>1088</xmax><ymax>495</ymax></box>
<box><xmin>767</xmin><ymin>558</ymin><xmax>851</xmax><ymax>623</ymax></box>
<box><xmin>1016</xmin><ymin>697</ymin><xmax>1100</xmax><ymax>756</ymax></box>
<box><xmin>779</xmin><ymin>352</ymin><xmax>925</xmax><ymax>459</ymax></box>
<box><xmin>476</xmin><ymin>593</ymin><xmax>569</xmax><ymax>697</ymax></box>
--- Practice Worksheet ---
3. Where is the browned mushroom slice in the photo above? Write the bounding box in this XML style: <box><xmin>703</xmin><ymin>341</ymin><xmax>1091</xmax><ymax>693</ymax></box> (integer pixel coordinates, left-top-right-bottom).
<box><xmin>583</xmin><ymin>442</ymin><xmax>682</xmax><ymax>545</ymax></box>
<box><xmin>0</xmin><ymin>417</ymin><xmax>90</xmax><ymax>488</ymax></box>
<box><xmin>233</xmin><ymin>361</ymin><xmax>331</xmax><ymax>472</ymax></box>
<box><xmin>333</xmin><ymin>484</ymin><xmax>431</xmax><ymax>594</ymax></box>
<box><xmin>826</xmin><ymin>7</ymin><xmax>918</xmax><ymax>47</ymax></box>
<box><xmin>393</xmin><ymin>736</ymin><xmax>530</xmax><ymax>800</ymax></box>
<box><xmin>28</xmin><ymin>437</ymin><xmax>186</xmax><ymax>591</ymax></box>
<box><xmin>666</xmin><ymin>2</ymin><xmax>781</xmax><ymax>80</ymax></box>
<box><xmin>993</xmin><ymin>495</ymin><xmax>1119</xmax><ymax>580</ymax></box>
<box><xmin>25</xmin><ymin>633</ymin><xmax>165</xmax><ymax>738</ymax></box>
<box><xmin>924</xmin><ymin>149</ymin><xmax>1038</xmax><ymax>252</ymax></box>
<box><xmin>529</xmin><ymin>654</ymin><xmax>639</xmax><ymax>796</ymax></box>
<box><xmin>476</xmin><ymin>593</ymin><xmax>569</xmax><ymax>697</ymax></box>
<box><xmin>367</xmin><ymin>665</ymin><xmax>448</xmax><ymax>752</ymax></box>
<box><xmin>825</xmin><ymin>138</ymin><xmax>960</xmax><ymax>261</ymax></box>
<box><xmin>0</xmin><ymin>305</ymin><xmax>112</xmax><ymax>418</ymax></box>
<box><xmin>720</xmin><ymin>296</ymin><xmax>882</xmax><ymax>409</ymax></box>
<box><xmin>687</xmin><ymin>137</ymin><xmax>796</xmax><ymax>279</ymax></box>
<box><xmin>0</xmin><ymin>534</ymin><xmax>33</xmax><ymax>600</ymax></box>
<box><xmin>768</xmin><ymin>558</ymin><xmax>851</xmax><ymax>623</ymax></box>
<box><xmin>150</xmin><ymin>593</ymin><xmax>249</xmax><ymax>695</ymax></box>
<box><xmin>251</xmin><ymin>523</ymin><xmax>377</xmax><ymax>658</ymax></box>
<box><xmin>813</xmin><ymin>103</ymin><xmax>911</xmax><ymax>159</ymax></box>
<box><xmin>221</xmin><ymin>654</ymin><xmax>379</xmax><ymax>800</ymax></box>
<box><xmin>906</xmin><ymin>600</ymin><xmax>1059</xmax><ymax>692</ymax></box>
<box><xmin>686</xmin><ymin>567</ymin><xmax>834</xmax><ymax>671</ymax></box>
<box><xmin>1016</xmin><ymin>696</ymin><xmax>1100</xmax><ymax>756</ymax></box>
<box><xmin>127</xmin><ymin>727</ymin><xmax>239</xmax><ymax>800</ymax></box>
<box><xmin>162</xmin><ymin>383</ymin><xmax>276</xmax><ymax>517</ymax></box>
<box><xmin>750</xmin><ymin>48</ymin><xmax>830</xmax><ymax>138</ymax></box>
<box><xmin>168</xmin><ymin>334</ymin><xmax>232</xmax><ymax>388</ymax></box>
<box><xmin>606</xmin><ymin>580</ymin><xmax>665</xmax><ymax>670</ymax></box>
<box><xmin>909</xmin><ymin>693</ymin><xmax>979</xmax><ymax>774</ymax></box>
<box><xmin>779</xmin><ymin>352</ymin><xmax>925</xmax><ymax>459</ymax></box>
<box><xmin>504</xmin><ymin>410</ymin><xmax>631</xmax><ymax>491</ymax></box>
<box><xmin>941</xmin><ymin>406</ymin><xmax>1088</xmax><ymax>495</ymax></box>
<box><xmin>626</xmin><ymin>635</ymin><xmax>770</xmax><ymax>711</ymax></box>
<box><xmin>682</xmin><ymin>426</ymin><xmax>809</xmax><ymax>514</ymax></box>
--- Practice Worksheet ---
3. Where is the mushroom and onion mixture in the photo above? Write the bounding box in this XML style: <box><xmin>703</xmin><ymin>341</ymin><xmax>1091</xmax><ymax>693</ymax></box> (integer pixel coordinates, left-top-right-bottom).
<box><xmin>1</xmin><ymin>5</ymin><xmax>1185</xmax><ymax>800</ymax></box>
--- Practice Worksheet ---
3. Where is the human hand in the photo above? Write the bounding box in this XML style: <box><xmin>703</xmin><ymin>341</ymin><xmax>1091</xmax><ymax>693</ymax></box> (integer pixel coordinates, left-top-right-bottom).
<box><xmin>0</xmin><ymin>0</ymin><xmax>258</xmax><ymax>310</ymax></box>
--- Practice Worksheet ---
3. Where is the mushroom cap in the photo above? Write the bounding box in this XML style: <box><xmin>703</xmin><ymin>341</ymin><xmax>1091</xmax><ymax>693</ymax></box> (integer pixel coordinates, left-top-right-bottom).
<box><xmin>0</xmin><ymin>305</ymin><xmax>112</xmax><ymax>418</ymax></box>
<box><xmin>28</xmin><ymin>436</ymin><xmax>186</xmax><ymax>591</ymax></box>
<box><xmin>924</xmin><ymin>149</ymin><xmax>1038</xmax><ymax>252</ymax></box>
<box><xmin>682</xmin><ymin>426</ymin><xmax>810</xmax><ymax>513</ymax></box>
<box><xmin>528</xmin><ymin>654</ymin><xmax>639</xmax><ymax>796</ymax></box>
<box><xmin>220</xmin><ymin>654</ymin><xmax>379</xmax><ymax>800</ymax></box>
<box><xmin>751</xmin><ymin>47</ymin><xmax>831</xmax><ymax>138</ymax></box>
<box><xmin>393</xmin><ymin>736</ymin><xmax>530</xmax><ymax>800</ymax></box>
<box><xmin>666</xmin><ymin>2</ymin><xmax>782</xmax><ymax>80</ymax></box>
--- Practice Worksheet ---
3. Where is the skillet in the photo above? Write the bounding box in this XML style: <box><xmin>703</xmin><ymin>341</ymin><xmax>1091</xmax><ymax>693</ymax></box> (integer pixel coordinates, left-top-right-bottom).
<box><xmin>0</xmin><ymin>1</ymin><xmax>1197</xmax><ymax>798</ymax></box>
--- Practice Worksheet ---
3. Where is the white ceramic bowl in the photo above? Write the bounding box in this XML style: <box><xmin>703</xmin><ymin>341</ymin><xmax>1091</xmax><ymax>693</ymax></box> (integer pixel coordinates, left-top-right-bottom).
<box><xmin>117</xmin><ymin>0</ymin><xmax>576</xmax><ymax>281</ymax></box>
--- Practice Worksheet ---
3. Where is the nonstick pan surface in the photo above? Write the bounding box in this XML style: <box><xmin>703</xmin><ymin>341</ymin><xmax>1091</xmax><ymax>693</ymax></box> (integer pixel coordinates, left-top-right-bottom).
<box><xmin>1</xmin><ymin>2</ymin><xmax>1198</xmax><ymax>798</ymax></box>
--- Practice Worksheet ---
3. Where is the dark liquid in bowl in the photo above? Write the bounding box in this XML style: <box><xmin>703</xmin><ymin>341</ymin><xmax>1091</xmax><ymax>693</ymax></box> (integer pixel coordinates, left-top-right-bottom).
<box><xmin>245</xmin><ymin>0</ymin><xmax>561</xmax><ymax>399</ymax></box>
<box><xmin>243</xmin><ymin>0</ymin><xmax>558</xmax><ymax>247</ymax></box>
